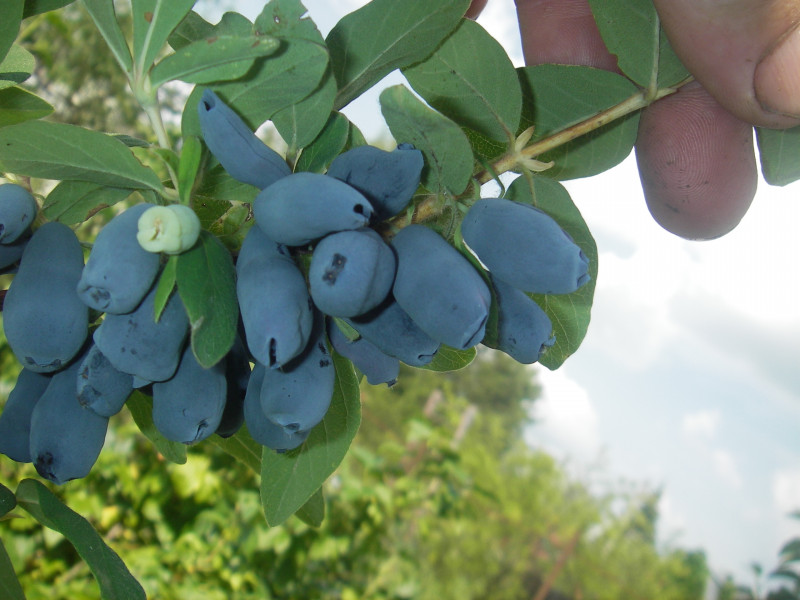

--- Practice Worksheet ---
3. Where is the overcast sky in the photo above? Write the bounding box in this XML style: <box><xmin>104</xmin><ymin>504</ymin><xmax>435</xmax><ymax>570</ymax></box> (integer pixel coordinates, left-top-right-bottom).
<box><xmin>197</xmin><ymin>0</ymin><xmax>800</xmax><ymax>587</ymax></box>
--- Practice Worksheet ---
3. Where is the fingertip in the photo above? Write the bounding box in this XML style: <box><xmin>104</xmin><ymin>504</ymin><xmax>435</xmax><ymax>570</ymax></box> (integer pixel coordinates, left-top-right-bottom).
<box><xmin>635</xmin><ymin>82</ymin><xmax>758</xmax><ymax>240</ymax></box>
<box><xmin>466</xmin><ymin>0</ymin><xmax>489</xmax><ymax>19</ymax></box>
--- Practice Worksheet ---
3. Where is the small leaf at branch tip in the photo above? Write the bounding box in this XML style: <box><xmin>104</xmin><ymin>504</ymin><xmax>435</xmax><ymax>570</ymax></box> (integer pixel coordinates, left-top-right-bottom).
<box><xmin>512</xmin><ymin>126</ymin><xmax>554</xmax><ymax>172</ymax></box>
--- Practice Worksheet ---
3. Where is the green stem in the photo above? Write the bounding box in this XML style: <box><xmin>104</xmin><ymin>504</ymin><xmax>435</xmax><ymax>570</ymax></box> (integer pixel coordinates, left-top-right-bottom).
<box><xmin>476</xmin><ymin>77</ymin><xmax>693</xmax><ymax>185</ymax></box>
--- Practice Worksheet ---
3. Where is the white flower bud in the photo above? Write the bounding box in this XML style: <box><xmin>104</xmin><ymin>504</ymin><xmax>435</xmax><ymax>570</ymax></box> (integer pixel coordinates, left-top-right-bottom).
<box><xmin>136</xmin><ymin>205</ymin><xmax>200</xmax><ymax>254</ymax></box>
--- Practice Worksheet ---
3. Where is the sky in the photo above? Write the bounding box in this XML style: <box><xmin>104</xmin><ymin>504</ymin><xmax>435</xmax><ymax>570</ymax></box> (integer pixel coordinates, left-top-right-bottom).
<box><xmin>197</xmin><ymin>0</ymin><xmax>800</xmax><ymax>588</ymax></box>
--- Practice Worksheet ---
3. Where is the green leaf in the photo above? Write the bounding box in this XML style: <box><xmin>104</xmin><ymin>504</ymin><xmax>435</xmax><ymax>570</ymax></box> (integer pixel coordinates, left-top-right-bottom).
<box><xmin>588</xmin><ymin>0</ymin><xmax>688</xmax><ymax>88</ymax></box>
<box><xmin>295</xmin><ymin>111</ymin><xmax>349</xmax><ymax>173</ymax></box>
<box><xmin>294</xmin><ymin>487</ymin><xmax>325</xmax><ymax>527</ymax></box>
<box><xmin>152</xmin><ymin>255</ymin><xmax>177</xmax><ymax>322</ymax></box>
<box><xmin>506</xmin><ymin>176</ymin><xmax>597</xmax><ymax>370</ymax></box>
<box><xmin>82</xmin><ymin>0</ymin><xmax>133</xmax><ymax>73</ymax></box>
<box><xmin>23</xmin><ymin>0</ymin><xmax>75</xmax><ymax>18</ymax></box>
<box><xmin>168</xmin><ymin>11</ymin><xmax>214</xmax><ymax>50</ymax></box>
<box><xmin>195</xmin><ymin>164</ymin><xmax>259</xmax><ymax>205</ymax></box>
<box><xmin>126</xmin><ymin>390</ymin><xmax>187</xmax><ymax>464</ymax></box>
<box><xmin>177</xmin><ymin>135</ymin><xmax>201</xmax><ymax>205</ymax></box>
<box><xmin>0</xmin><ymin>540</ymin><xmax>25</xmax><ymax>600</ymax></box>
<box><xmin>0</xmin><ymin>45</ymin><xmax>35</xmax><ymax>90</ymax></box>
<box><xmin>272</xmin><ymin>67</ymin><xmax>337</xmax><ymax>151</ymax></box>
<box><xmin>756</xmin><ymin>125</ymin><xmax>800</xmax><ymax>186</ymax></box>
<box><xmin>0</xmin><ymin>121</ymin><xmax>164</xmax><ymax>191</ymax></box>
<box><xmin>131</xmin><ymin>0</ymin><xmax>196</xmax><ymax>76</ymax></box>
<box><xmin>0</xmin><ymin>86</ymin><xmax>53</xmax><ymax>128</ymax></box>
<box><xmin>150</xmin><ymin>35</ymin><xmax>280</xmax><ymax>88</ymax></box>
<box><xmin>518</xmin><ymin>65</ymin><xmax>640</xmax><ymax>180</ymax></box>
<box><xmin>15</xmin><ymin>478</ymin><xmax>146</xmax><ymax>600</ymax></box>
<box><xmin>380</xmin><ymin>84</ymin><xmax>473</xmax><ymax>195</ymax></box>
<box><xmin>327</xmin><ymin>0</ymin><xmax>470</xmax><ymax>110</ymax></box>
<box><xmin>0</xmin><ymin>483</ymin><xmax>16</xmax><ymax>518</ymax></box>
<box><xmin>176</xmin><ymin>230</ymin><xmax>238</xmax><ymax>368</ymax></box>
<box><xmin>42</xmin><ymin>181</ymin><xmax>132</xmax><ymax>225</ymax></box>
<box><xmin>420</xmin><ymin>345</ymin><xmax>476</xmax><ymax>372</ymax></box>
<box><xmin>403</xmin><ymin>18</ymin><xmax>521</xmax><ymax>143</ymax></box>
<box><xmin>208</xmin><ymin>427</ymin><xmax>263</xmax><ymax>475</ymax></box>
<box><xmin>188</xmin><ymin>0</ymin><xmax>329</xmax><ymax>130</ymax></box>
<box><xmin>260</xmin><ymin>352</ymin><xmax>360</xmax><ymax>527</ymax></box>
<box><xmin>0</xmin><ymin>1</ymin><xmax>23</xmax><ymax>66</ymax></box>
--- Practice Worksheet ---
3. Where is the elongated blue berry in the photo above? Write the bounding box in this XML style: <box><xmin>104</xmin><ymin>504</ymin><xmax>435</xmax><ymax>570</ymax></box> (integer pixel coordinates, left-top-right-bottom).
<box><xmin>243</xmin><ymin>363</ymin><xmax>309</xmax><ymax>451</ymax></box>
<box><xmin>0</xmin><ymin>183</ymin><xmax>37</xmax><ymax>244</ymax></box>
<box><xmin>328</xmin><ymin>319</ymin><xmax>398</xmax><ymax>386</ymax></box>
<box><xmin>326</xmin><ymin>144</ymin><xmax>423</xmax><ymax>221</ymax></box>
<box><xmin>77</xmin><ymin>203</ymin><xmax>161</xmax><ymax>314</ymax></box>
<box><xmin>392</xmin><ymin>225</ymin><xmax>490</xmax><ymax>350</ymax></box>
<box><xmin>461</xmin><ymin>198</ymin><xmax>590</xmax><ymax>294</ymax></box>
<box><xmin>76</xmin><ymin>344</ymin><xmax>134</xmax><ymax>417</ymax></box>
<box><xmin>0</xmin><ymin>234</ymin><xmax>27</xmax><ymax>272</ymax></box>
<box><xmin>93</xmin><ymin>285</ymin><xmax>189</xmax><ymax>382</ymax></box>
<box><xmin>152</xmin><ymin>345</ymin><xmax>227</xmax><ymax>444</ymax></box>
<box><xmin>489</xmin><ymin>276</ymin><xmax>555</xmax><ymax>364</ymax></box>
<box><xmin>3</xmin><ymin>222</ymin><xmax>88</xmax><ymax>372</ymax></box>
<box><xmin>345</xmin><ymin>296</ymin><xmax>440</xmax><ymax>367</ymax></box>
<box><xmin>29</xmin><ymin>357</ymin><xmax>109</xmax><ymax>484</ymax></box>
<box><xmin>0</xmin><ymin>369</ymin><xmax>51</xmax><ymax>463</ymax></box>
<box><xmin>309</xmin><ymin>228</ymin><xmax>396</xmax><ymax>318</ymax></box>
<box><xmin>236</xmin><ymin>225</ymin><xmax>313</xmax><ymax>369</ymax></box>
<box><xmin>197</xmin><ymin>89</ymin><xmax>291</xmax><ymax>189</ymax></box>
<box><xmin>260</xmin><ymin>314</ymin><xmax>334</xmax><ymax>435</ymax></box>
<box><xmin>253</xmin><ymin>172</ymin><xmax>373</xmax><ymax>246</ymax></box>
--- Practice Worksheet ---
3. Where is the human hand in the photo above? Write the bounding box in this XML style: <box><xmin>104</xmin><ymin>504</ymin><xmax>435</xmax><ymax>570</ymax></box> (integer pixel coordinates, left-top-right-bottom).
<box><xmin>469</xmin><ymin>0</ymin><xmax>800</xmax><ymax>239</ymax></box>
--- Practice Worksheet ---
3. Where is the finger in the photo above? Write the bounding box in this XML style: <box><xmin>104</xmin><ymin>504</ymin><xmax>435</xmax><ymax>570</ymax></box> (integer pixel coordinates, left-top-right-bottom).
<box><xmin>466</xmin><ymin>0</ymin><xmax>488</xmax><ymax>19</ymax></box>
<box><xmin>635</xmin><ymin>82</ymin><xmax>758</xmax><ymax>240</ymax></box>
<box><xmin>654</xmin><ymin>0</ymin><xmax>800</xmax><ymax>128</ymax></box>
<box><xmin>514</xmin><ymin>0</ymin><xmax>618</xmax><ymax>70</ymax></box>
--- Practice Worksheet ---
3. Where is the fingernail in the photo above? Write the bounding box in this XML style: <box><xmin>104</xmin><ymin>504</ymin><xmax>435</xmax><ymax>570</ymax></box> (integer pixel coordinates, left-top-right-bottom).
<box><xmin>755</xmin><ymin>23</ymin><xmax>800</xmax><ymax>119</ymax></box>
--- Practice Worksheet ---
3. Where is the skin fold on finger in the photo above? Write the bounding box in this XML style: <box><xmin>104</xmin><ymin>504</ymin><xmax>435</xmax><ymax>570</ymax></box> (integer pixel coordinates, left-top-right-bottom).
<box><xmin>635</xmin><ymin>82</ymin><xmax>758</xmax><ymax>241</ymax></box>
<box><xmin>653</xmin><ymin>0</ymin><xmax>800</xmax><ymax>128</ymax></box>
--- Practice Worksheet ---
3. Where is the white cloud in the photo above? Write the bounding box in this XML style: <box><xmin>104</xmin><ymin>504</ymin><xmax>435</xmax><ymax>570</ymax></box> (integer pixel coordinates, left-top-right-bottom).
<box><xmin>712</xmin><ymin>449</ymin><xmax>743</xmax><ymax>489</ymax></box>
<box><xmin>526</xmin><ymin>369</ymin><xmax>601</xmax><ymax>462</ymax></box>
<box><xmin>682</xmin><ymin>410</ymin><xmax>721</xmax><ymax>440</ymax></box>
<box><xmin>773</xmin><ymin>467</ymin><xmax>800</xmax><ymax>515</ymax></box>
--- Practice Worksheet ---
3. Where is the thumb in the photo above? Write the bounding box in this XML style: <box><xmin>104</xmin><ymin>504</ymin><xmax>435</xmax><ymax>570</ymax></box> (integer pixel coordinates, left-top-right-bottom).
<box><xmin>654</xmin><ymin>0</ymin><xmax>800</xmax><ymax>128</ymax></box>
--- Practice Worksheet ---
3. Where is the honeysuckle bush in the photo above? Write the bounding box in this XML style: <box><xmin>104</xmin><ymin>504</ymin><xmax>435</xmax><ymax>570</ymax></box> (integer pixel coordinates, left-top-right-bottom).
<box><xmin>0</xmin><ymin>0</ymin><xmax>798</xmax><ymax>597</ymax></box>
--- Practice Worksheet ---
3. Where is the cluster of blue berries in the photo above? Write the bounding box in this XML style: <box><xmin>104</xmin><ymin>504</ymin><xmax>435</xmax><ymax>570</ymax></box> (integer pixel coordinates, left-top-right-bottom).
<box><xmin>0</xmin><ymin>88</ymin><xmax>590</xmax><ymax>485</ymax></box>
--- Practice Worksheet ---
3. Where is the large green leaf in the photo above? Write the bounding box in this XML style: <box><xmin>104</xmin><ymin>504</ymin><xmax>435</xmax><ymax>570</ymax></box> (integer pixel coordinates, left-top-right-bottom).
<box><xmin>0</xmin><ymin>483</ymin><xmax>15</xmax><ymax>518</ymax></box>
<box><xmin>506</xmin><ymin>176</ymin><xmax>597</xmax><ymax>370</ymax></box>
<box><xmin>0</xmin><ymin>45</ymin><xmax>34</xmax><ymax>90</ymax></box>
<box><xmin>294</xmin><ymin>487</ymin><xmax>325</xmax><ymax>527</ymax></box>
<box><xmin>420</xmin><ymin>346</ymin><xmax>476</xmax><ymax>372</ymax></box>
<box><xmin>403</xmin><ymin>18</ymin><xmax>521</xmax><ymax>143</ymax></box>
<box><xmin>272</xmin><ymin>67</ymin><xmax>337</xmax><ymax>151</ymax></box>
<box><xmin>0</xmin><ymin>86</ymin><xmax>53</xmax><ymax>127</ymax></box>
<box><xmin>16</xmin><ymin>479</ymin><xmax>146</xmax><ymax>600</ymax></box>
<box><xmin>0</xmin><ymin>540</ymin><xmax>24</xmax><ymax>600</ymax></box>
<box><xmin>126</xmin><ymin>390</ymin><xmax>187</xmax><ymax>465</ymax></box>
<box><xmin>0</xmin><ymin>1</ymin><xmax>23</xmax><ymax>66</ymax></box>
<box><xmin>294</xmin><ymin>111</ymin><xmax>350</xmax><ymax>173</ymax></box>
<box><xmin>208</xmin><ymin>427</ymin><xmax>263</xmax><ymax>475</ymax></box>
<box><xmin>380</xmin><ymin>84</ymin><xmax>474</xmax><ymax>195</ymax></box>
<box><xmin>182</xmin><ymin>1</ymin><xmax>328</xmax><ymax>137</ymax></box>
<box><xmin>176</xmin><ymin>230</ymin><xmax>239</xmax><ymax>368</ymax></box>
<box><xmin>82</xmin><ymin>0</ymin><xmax>133</xmax><ymax>73</ymax></box>
<box><xmin>150</xmin><ymin>34</ymin><xmax>280</xmax><ymax>88</ymax></box>
<box><xmin>23</xmin><ymin>0</ymin><xmax>75</xmax><ymax>18</ymax></box>
<box><xmin>327</xmin><ymin>0</ymin><xmax>470</xmax><ymax>110</ymax></box>
<box><xmin>131</xmin><ymin>0</ymin><xmax>196</xmax><ymax>76</ymax></box>
<box><xmin>518</xmin><ymin>64</ymin><xmax>640</xmax><ymax>180</ymax></box>
<box><xmin>260</xmin><ymin>352</ymin><xmax>360</xmax><ymax>527</ymax></box>
<box><xmin>0</xmin><ymin>121</ymin><xmax>164</xmax><ymax>191</ymax></box>
<box><xmin>756</xmin><ymin>125</ymin><xmax>800</xmax><ymax>186</ymax></box>
<box><xmin>588</xmin><ymin>0</ymin><xmax>688</xmax><ymax>89</ymax></box>
<box><xmin>42</xmin><ymin>181</ymin><xmax>132</xmax><ymax>224</ymax></box>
